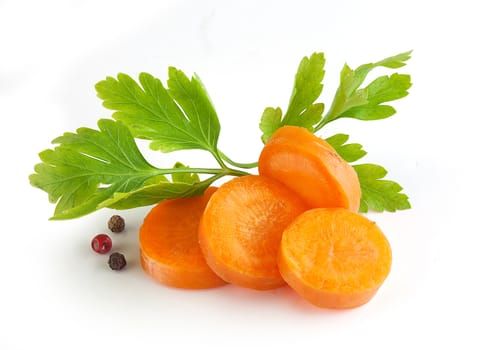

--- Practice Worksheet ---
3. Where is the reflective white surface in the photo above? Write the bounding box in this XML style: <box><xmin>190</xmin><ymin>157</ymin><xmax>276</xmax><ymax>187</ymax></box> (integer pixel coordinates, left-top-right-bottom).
<box><xmin>1</xmin><ymin>0</ymin><xmax>489</xmax><ymax>348</ymax></box>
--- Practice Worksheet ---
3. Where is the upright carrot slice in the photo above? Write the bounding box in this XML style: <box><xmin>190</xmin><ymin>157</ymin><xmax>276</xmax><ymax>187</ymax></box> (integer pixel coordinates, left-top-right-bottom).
<box><xmin>198</xmin><ymin>175</ymin><xmax>307</xmax><ymax>290</ymax></box>
<box><xmin>278</xmin><ymin>208</ymin><xmax>392</xmax><ymax>309</ymax></box>
<box><xmin>258</xmin><ymin>126</ymin><xmax>361</xmax><ymax>211</ymax></box>
<box><xmin>139</xmin><ymin>187</ymin><xmax>226</xmax><ymax>289</ymax></box>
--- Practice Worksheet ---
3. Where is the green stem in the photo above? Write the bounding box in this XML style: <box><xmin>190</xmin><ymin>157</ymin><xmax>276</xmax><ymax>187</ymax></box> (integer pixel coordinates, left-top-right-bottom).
<box><xmin>224</xmin><ymin>168</ymin><xmax>250</xmax><ymax>177</ymax></box>
<box><xmin>198</xmin><ymin>173</ymin><xmax>225</xmax><ymax>187</ymax></box>
<box><xmin>219</xmin><ymin>151</ymin><xmax>258</xmax><ymax>169</ymax></box>
<box><xmin>152</xmin><ymin>167</ymin><xmax>222</xmax><ymax>176</ymax></box>
<box><xmin>313</xmin><ymin>110</ymin><xmax>336</xmax><ymax>133</ymax></box>
<box><xmin>211</xmin><ymin>149</ymin><xmax>229</xmax><ymax>170</ymax></box>
<box><xmin>152</xmin><ymin>166</ymin><xmax>249</xmax><ymax>177</ymax></box>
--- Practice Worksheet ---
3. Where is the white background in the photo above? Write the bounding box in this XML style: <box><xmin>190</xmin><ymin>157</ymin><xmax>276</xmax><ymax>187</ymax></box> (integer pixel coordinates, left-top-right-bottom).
<box><xmin>1</xmin><ymin>0</ymin><xmax>489</xmax><ymax>349</ymax></box>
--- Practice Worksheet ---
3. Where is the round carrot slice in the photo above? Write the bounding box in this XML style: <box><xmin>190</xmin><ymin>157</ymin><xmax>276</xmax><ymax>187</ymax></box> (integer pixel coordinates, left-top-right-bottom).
<box><xmin>258</xmin><ymin>125</ymin><xmax>361</xmax><ymax>211</ymax></box>
<box><xmin>198</xmin><ymin>175</ymin><xmax>307</xmax><ymax>290</ymax></box>
<box><xmin>139</xmin><ymin>187</ymin><xmax>227</xmax><ymax>289</ymax></box>
<box><xmin>278</xmin><ymin>208</ymin><xmax>392</xmax><ymax>309</ymax></box>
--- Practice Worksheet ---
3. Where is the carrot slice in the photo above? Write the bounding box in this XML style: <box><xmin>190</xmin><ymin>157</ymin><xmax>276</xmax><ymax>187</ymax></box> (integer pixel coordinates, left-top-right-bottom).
<box><xmin>278</xmin><ymin>208</ymin><xmax>392</xmax><ymax>308</ymax></box>
<box><xmin>139</xmin><ymin>187</ymin><xmax>227</xmax><ymax>289</ymax></box>
<box><xmin>258</xmin><ymin>125</ymin><xmax>361</xmax><ymax>211</ymax></box>
<box><xmin>198</xmin><ymin>175</ymin><xmax>307</xmax><ymax>290</ymax></box>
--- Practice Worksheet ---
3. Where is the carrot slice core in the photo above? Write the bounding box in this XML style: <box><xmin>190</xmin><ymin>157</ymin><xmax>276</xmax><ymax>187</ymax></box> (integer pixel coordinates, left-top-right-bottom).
<box><xmin>278</xmin><ymin>208</ymin><xmax>392</xmax><ymax>308</ymax></box>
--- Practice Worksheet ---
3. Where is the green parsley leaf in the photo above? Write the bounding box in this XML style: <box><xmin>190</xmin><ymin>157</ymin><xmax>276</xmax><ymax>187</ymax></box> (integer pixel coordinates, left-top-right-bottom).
<box><xmin>29</xmin><ymin>119</ymin><xmax>232</xmax><ymax>220</ymax></box>
<box><xmin>260</xmin><ymin>53</ymin><xmax>325</xmax><ymax>142</ymax></box>
<box><xmin>340</xmin><ymin>73</ymin><xmax>412</xmax><ymax>120</ymax></box>
<box><xmin>316</xmin><ymin>50</ymin><xmax>412</xmax><ymax>129</ymax></box>
<box><xmin>95</xmin><ymin>69</ymin><xmax>221</xmax><ymax>155</ymax></box>
<box><xmin>353</xmin><ymin>163</ymin><xmax>411</xmax><ymax>213</ymax></box>
<box><xmin>29</xmin><ymin>119</ymin><xmax>163</xmax><ymax>219</ymax></box>
<box><xmin>326</xmin><ymin>133</ymin><xmax>410</xmax><ymax>212</ymax></box>
<box><xmin>282</xmin><ymin>53</ymin><xmax>325</xmax><ymax>125</ymax></box>
<box><xmin>171</xmin><ymin>162</ymin><xmax>200</xmax><ymax>184</ymax></box>
<box><xmin>97</xmin><ymin>180</ymin><xmax>207</xmax><ymax>210</ymax></box>
<box><xmin>259</xmin><ymin>107</ymin><xmax>282</xmax><ymax>143</ymax></box>
<box><xmin>100</xmin><ymin>161</ymin><xmax>203</xmax><ymax>210</ymax></box>
<box><xmin>325</xmin><ymin>133</ymin><xmax>367</xmax><ymax>162</ymax></box>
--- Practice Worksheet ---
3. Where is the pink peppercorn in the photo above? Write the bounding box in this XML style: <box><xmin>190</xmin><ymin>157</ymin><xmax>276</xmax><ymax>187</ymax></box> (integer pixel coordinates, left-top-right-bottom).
<box><xmin>91</xmin><ymin>234</ymin><xmax>112</xmax><ymax>254</ymax></box>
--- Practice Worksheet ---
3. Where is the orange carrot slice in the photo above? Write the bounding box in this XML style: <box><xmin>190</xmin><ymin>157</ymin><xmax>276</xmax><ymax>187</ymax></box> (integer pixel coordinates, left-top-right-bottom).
<box><xmin>198</xmin><ymin>175</ymin><xmax>307</xmax><ymax>290</ymax></box>
<box><xmin>139</xmin><ymin>187</ymin><xmax>226</xmax><ymax>289</ymax></box>
<box><xmin>278</xmin><ymin>208</ymin><xmax>392</xmax><ymax>308</ymax></box>
<box><xmin>258</xmin><ymin>125</ymin><xmax>361</xmax><ymax>211</ymax></box>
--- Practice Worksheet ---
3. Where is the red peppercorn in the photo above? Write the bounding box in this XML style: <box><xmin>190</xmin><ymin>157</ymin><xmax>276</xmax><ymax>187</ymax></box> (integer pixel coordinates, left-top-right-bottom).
<box><xmin>91</xmin><ymin>234</ymin><xmax>112</xmax><ymax>254</ymax></box>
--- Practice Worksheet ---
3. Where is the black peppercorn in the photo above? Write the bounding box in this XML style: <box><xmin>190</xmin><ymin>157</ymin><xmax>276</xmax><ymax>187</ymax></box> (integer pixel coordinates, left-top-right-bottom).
<box><xmin>108</xmin><ymin>215</ymin><xmax>125</xmax><ymax>233</ymax></box>
<box><xmin>108</xmin><ymin>252</ymin><xmax>127</xmax><ymax>270</ymax></box>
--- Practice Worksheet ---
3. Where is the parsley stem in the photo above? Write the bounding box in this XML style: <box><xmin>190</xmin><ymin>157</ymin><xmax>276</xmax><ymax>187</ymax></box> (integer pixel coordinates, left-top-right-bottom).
<box><xmin>313</xmin><ymin>112</ymin><xmax>336</xmax><ymax>132</ymax></box>
<box><xmin>222</xmin><ymin>168</ymin><xmax>250</xmax><ymax>177</ymax></box>
<box><xmin>213</xmin><ymin>153</ymin><xmax>228</xmax><ymax>170</ymax></box>
<box><xmin>153</xmin><ymin>167</ymin><xmax>248</xmax><ymax>177</ymax></box>
<box><xmin>218</xmin><ymin>151</ymin><xmax>258</xmax><ymax>169</ymax></box>
<box><xmin>155</xmin><ymin>168</ymin><xmax>244</xmax><ymax>175</ymax></box>
<box><xmin>198</xmin><ymin>171</ymin><xmax>238</xmax><ymax>188</ymax></box>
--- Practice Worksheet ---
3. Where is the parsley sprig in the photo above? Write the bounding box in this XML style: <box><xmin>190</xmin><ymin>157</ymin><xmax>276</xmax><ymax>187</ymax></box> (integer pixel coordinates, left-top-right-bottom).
<box><xmin>260</xmin><ymin>51</ymin><xmax>412</xmax><ymax>213</ymax></box>
<box><xmin>30</xmin><ymin>69</ymin><xmax>249</xmax><ymax>220</ymax></box>
<box><xmin>30</xmin><ymin>51</ymin><xmax>412</xmax><ymax>219</ymax></box>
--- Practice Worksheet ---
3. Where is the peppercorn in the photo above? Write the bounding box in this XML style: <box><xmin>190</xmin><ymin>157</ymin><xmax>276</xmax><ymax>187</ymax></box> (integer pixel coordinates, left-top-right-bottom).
<box><xmin>108</xmin><ymin>252</ymin><xmax>127</xmax><ymax>270</ymax></box>
<box><xmin>91</xmin><ymin>234</ymin><xmax>112</xmax><ymax>254</ymax></box>
<box><xmin>108</xmin><ymin>215</ymin><xmax>125</xmax><ymax>233</ymax></box>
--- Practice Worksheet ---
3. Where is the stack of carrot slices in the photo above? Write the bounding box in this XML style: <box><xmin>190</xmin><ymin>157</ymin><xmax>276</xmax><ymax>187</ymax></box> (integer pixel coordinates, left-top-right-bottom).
<box><xmin>139</xmin><ymin>126</ymin><xmax>392</xmax><ymax>309</ymax></box>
